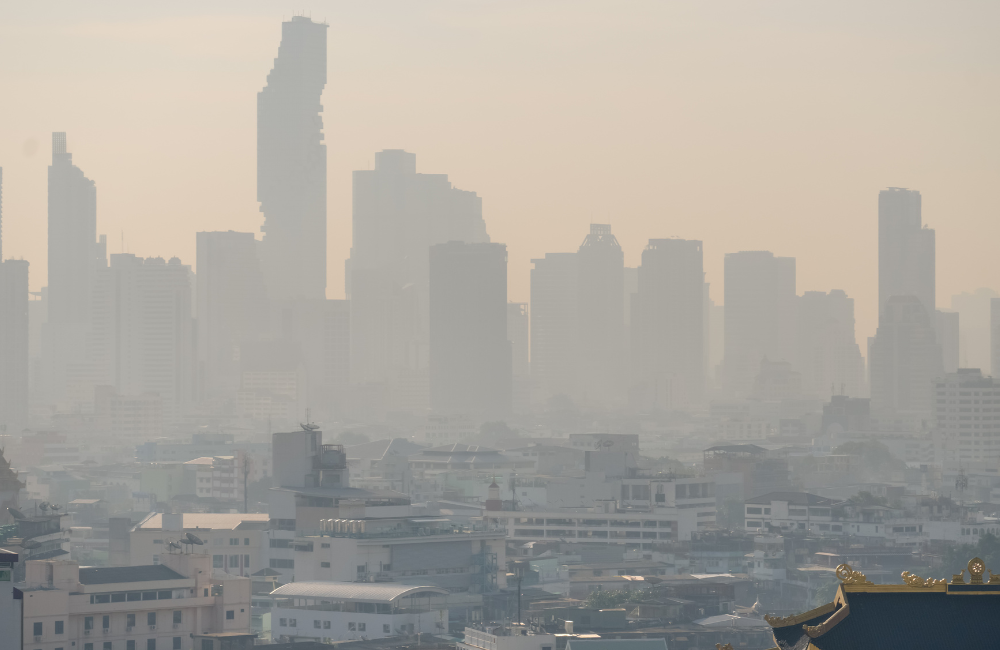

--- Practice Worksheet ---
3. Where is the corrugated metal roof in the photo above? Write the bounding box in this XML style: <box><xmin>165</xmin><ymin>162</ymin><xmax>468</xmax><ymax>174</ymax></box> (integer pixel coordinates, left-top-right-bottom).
<box><xmin>269</xmin><ymin>581</ymin><xmax>448</xmax><ymax>603</ymax></box>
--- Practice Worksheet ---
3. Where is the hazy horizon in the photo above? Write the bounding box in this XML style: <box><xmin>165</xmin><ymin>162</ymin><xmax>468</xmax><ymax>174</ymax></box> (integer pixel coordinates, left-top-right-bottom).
<box><xmin>3</xmin><ymin>0</ymin><xmax>999</xmax><ymax>348</ymax></box>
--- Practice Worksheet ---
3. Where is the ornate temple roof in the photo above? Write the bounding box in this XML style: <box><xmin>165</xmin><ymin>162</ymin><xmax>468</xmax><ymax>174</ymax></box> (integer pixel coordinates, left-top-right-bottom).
<box><xmin>763</xmin><ymin>558</ymin><xmax>1000</xmax><ymax>649</ymax></box>
<box><xmin>0</xmin><ymin>448</ymin><xmax>25</xmax><ymax>491</ymax></box>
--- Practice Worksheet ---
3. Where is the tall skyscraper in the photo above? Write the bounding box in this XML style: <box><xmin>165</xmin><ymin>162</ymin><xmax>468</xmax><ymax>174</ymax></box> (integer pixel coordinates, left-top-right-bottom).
<box><xmin>45</xmin><ymin>132</ymin><xmax>104</xmax><ymax>405</ymax></box>
<box><xmin>530</xmin><ymin>252</ymin><xmax>578</xmax><ymax>404</ymax></box>
<box><xmin>257</xmin><ymin>16</ymin><xmax>328</xmax><ymax>301</ymax></box>
<box><xmin>93</xmin><ymin>255</ymin><xmax>194</xmax><ymax>418</ymax></box>
<box><xmin>507</xmin><ymin>302</ymin><xmax>530</xmax><ymax>413</ymax></box>
<box><xmin>936</xmin><ymin>310</ymin><xmax>960</xmax><ymax>374</ymax></box>
<box><xmin>951</xmin><ymin>288</ymin><xmax>998</xmax><ymax>370</ymax></box>
<box><xmin>869</xmin><ymin>295</ymin><xmax>942</xmax><ymax>429</ymax></box>
<box><xmin>196</xmin><ymin>231</ymin><xmax>268</xmax><ymax>397</ymax></box>
<box><xmin>349</xmin><ymin>149</ymin><xmax>489</xmax><ymax>411</ymax></box>
<box><xmin>0</xmin><ymin>260</ymin><xmax>28</xmax><ymax>433</ymax></box>
<box><xmin>797</xmin><ymin>290</ymin><xmax>865</xmax><ymax>398</ymax></box>
<box><xmin>723</xmin><ymin>251</ymin><xmax>797</xmax><ymax>398</ymax></box>
<box><xmin>630</xmin><ymin>238</ymin><xmax>705</xmax><ymax>408</ymax></box>
<box><xmin>878</xmin><ymin>188</ymin><xmax>935</xmax><ymax>318</ymax></box>
<box><xmin>429</xmin><ymin>242</ymin><xmax>510</xmax><ymax>417</ymax></box>
<box><xmin>991</xmin><ymin>298</ymin><xmax>1000</xmax><ymax>378</ymax></box>
<box><xmin>576</xmin><ymin>225</ymin><xmax>625</xmax><ymax>405</ymax></box>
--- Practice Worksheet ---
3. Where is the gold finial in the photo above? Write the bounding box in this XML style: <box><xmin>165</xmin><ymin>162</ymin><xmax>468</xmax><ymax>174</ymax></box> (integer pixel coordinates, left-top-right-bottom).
<box><xmin>988</xmin><ymin>569</ymin><xmax>1000</xmax><ymax>584</ymax></box>
<box><xmin>716</xmin><ymin>645</ymin><xmax>734</xmax><ymax>650</ymax></box>
<box><xmin>835</xmin><ymin>563</ymin><xmax>873</xmax><ymax>585</ymax></box>
<box><xmin>951</xmin><ymin>570</ymin><xmax>966</xmax><ymax>585</ymax></box>
<box><xmin>901</xmin><ymin>571</ymin><xmax>946</xmax><ymax>588</ymax></box>
<box><xmin>969</xmin><ymin>557</ymin><xmax>986</xmax><ymax>585</ymax></box>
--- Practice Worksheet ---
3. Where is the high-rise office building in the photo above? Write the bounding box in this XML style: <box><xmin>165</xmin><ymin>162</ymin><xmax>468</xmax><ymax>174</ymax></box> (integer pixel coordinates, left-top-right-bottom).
<box><xmin>992</xmin><ymin>298</ymin><xmax>1000</xmax><ymax>379</ymax></box>
<box><xmin>936</xmin><ymin>310</ymin><xmax>960</xmax><ymax>374</ymax></box>
<box><xmin>723</xmin><ymin>251</ymin><xmax>797</xmax><ymax>398</ymax></box>
<box><xmin>257</xmin><ymin>17</ymin><xmax>328</xmax><ymax>301</ymax></box>
<box><xmin>196</xmin><ymin>231</ymin><xmax>268</xmax><ymax>397</ymax></box>
<box><xmin>45</xmin><ymin>133</ymin><xmax>104</xmax><ymax>405</ymax></box>
<box><xmin>507</xmin><ymin>302</ymin><xmax>530</xmax><ymax>413</ymax></box>
<box><xmin>349</xmin><ymin>149</ymin><xmax>489</xmax><ymax>410</ymax></box>
<box><xmin>630</xmin><ymin>238</ymin><xmax>705</xmax><ymax>408</ymax></box>
<box><xmin>325</xmin><ymin>299</ymin><xmax>351</xmax><ymax>410</ymax></box>
<box><xmin>530</xmin><ymin>252</ymin><xmax>578</xmax><ymax>404</ymax></box>
<box><xmin>869</xmin><ymin>295</ymin><xmax>942</xmax><ymax>429</ymax></box>
<box><xmin>951</xmin><ymin>289</ymin><xmax>999</xmax><ymax>371</ymax></box>
<box><xmin>429</xmin><ymin>242</ymin><xmax>510</xmax><ymax>417</ymax></box>
<box><xmin>93</xmin><ymin>255</ymin><xmax>194</xmax><ymax>418</ymax></box>
<box><xmin>878</xmin><ymin>188</ymin><xmax>935</xmax><ymax>318</ymax></box>
<box><xmin>935</xmin><ymin>369</ymin><xmax>1000</xmax><ymax>463</ymax></box>
<box><xmin>0</xmin><ymin>259</ymin><xmax>29</xmax><ymax>432</ymax></box>
<box><xmin>576</xmin><ymin>225</ymin><xmax>625</xmax><ymax>405</ymax></box>
<box><xmin>797</xmin><ymin>290</ymin><xmax>866</xmax><ymax>399</ymax></box>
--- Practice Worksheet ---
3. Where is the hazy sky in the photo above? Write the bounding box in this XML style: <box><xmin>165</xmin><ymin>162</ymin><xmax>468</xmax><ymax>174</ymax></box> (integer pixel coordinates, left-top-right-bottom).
<box><xmin>2</xmin><ymin>1</ymin><xmax>998</xmax><ymax>348</ymax></box>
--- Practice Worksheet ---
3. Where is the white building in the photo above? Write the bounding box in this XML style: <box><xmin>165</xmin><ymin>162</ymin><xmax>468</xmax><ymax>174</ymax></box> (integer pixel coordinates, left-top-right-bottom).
<box><xmin>269</xmin><ymin>582</ymin><xmax>450</xmax><ymax>642</ymax></box>
<box><xmin>744</xmin><ymin>492</ymin><xmax>839</xmax><ymax>534</ymax></box>
<box><xmin>130</xmin><ymin>513</ymin><xmax>271</xmax><ymax>578</ymax></box>
<box><xmin>0</xmin><ymin>548</ymin><xmax>20</xmax><ymax>650</ymax></box>
<box><xmin>18</xmin><ymin>552</ymin><xmax>251</xmax><ymax>650</ymax></box>
<box><xmin>459</xmin><ymin>626</ymin><xmax>556</xmax><ymax>650</ymax></box>
<box><xmin>936</xmin><ymin>368</ymin><xmax>1000</xmax><ymax>463</ymax></box>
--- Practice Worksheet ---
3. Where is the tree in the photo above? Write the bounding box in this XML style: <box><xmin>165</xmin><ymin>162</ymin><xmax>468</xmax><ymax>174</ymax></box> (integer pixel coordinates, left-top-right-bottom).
<box><xmin>944</xmin><ymin>532</ymin><xmax>1000</xmax><ymax>577</ymax></box>
<box><xmin>584</xmin><ymin>588</ymin><xmax>651</xmax><ymax>609</ymax></box>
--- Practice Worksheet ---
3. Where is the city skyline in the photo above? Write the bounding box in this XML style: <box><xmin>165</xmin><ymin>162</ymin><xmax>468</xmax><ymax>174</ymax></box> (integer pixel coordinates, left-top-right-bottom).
<box><xmin>2</xmin><ymin>2</ymin><xmax>999</xmax><ymax>349</ymax></box>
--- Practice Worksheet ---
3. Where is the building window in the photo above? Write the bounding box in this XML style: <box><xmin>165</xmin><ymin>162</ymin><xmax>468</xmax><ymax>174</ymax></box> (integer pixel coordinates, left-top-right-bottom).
<box><xmin>384</xmin><ymin>625</ymin><xmax>391</xmax><ymax>634</ymax></box>
<box><xmin>173</xmin><ymin>638</ymin><xmax>181</xmax><ymax>650</ymax></box>
<box><xmin>321</xmin><ymin>562</ymin><xmax>331</xmax><ymax>568</ymax></box>
<box><xmin>127</xmin><ymin>614</ymin><xmax>136</xmax><ymax>628</ymax></box>
<box><xmin>323</xmin><ymin>621</ymin><xmax>331</xmax><ymax>629</ymax></box>
<box><xmin>85</xmin><ymin>645</ymin><xmax>94</xmax><ymax>650</ymax></box>
<box><xmin>153</xmin><ymin>555</ymin><xmax>159</xmax><ymax>565</ymax></box>
<box><xmin>269</xmin><ymin>559</ymin><xmax>293</xmax><ymax>569</ymax></box>
<box><xmin>127</xmin><ymin>642</ymin><xmax>136</xmax><ymax>650</ymax></box>
<box><xmin>358</xmin><ymin>623</ymin><xmax>366</xmax><ymax>631</ymax></box>
<box><xmin>349</xmin><ymin>623</ymin><xmax>356</xmax><ymax>631</ymax></box>
<box><xmin>34</xmin><ymin>622</ymin><xmax>42</xmax><ymax>636</ymax></box>
<box><xmin>55</xmin><ymin>621</ymin><xmax>64</xmax><ymax>634</ymax></box>
<box><xmin>230</xmin><ymin>538</ymin><xmax>239</xmax><ymax>546</ymax></box>
<box><xmin>173</xmin><ymin>611</ymin><xmax>181</xmax><ymax>624</ymax></box>
<box><xmin>104</xmin><ymin>643</ymin><xmax>112</xmax><ymax>650</ymax></box>
<box><xmin>226</xmin><ymin>611</ymin><xmax>234</xmax><ymax>621</ymax></box>
<box><xmin>201</xmin><ymin>642</ymin><xmax>212</xmax><ymax>650</ymax></box>
<box><xmin>244</xmin><ymin>538</ymin><xmax>250</xmax><ymax>546</ymax></box>
<box><xmin>148</xmin><ymin>640</ymin><xmax>156</xmax><ymax>650</ymax></box>
<box><xmin>279</xmin><ymin>619</ymin><xmax>287</xmax><ymax>627</ymax></box>
<box><xmin>289</xmin><ymin>619</ymin><xmax>297</xmax><ymax>627</ymax></box>
<box><xmin>85</xmin><ymin>617</ymin><xmax>94</xmax><ymax>630</ymax></box>
<box><xmin>148</xmin><ymin>613</ymin><xmax>156</xmax><ymax>626</ymax></box>
<box><xmin>314</xmin><ymin>620</ymin><xmax>321</xmax><ymax>629</ymax></box>
<box><xmin>213</xmin><ymin>556</ymin><xmax>223</xmax><ymax>568</ymax></box>
<box><xmin>229</xmin><ymin>555</ymin><xmax>239</xmax><ymax>568</ymax></box>
<box><xmin>243</xmin><ymin>554</ymin><xmax>250</xmax><ymax>567</ymax></box>
<box><xmin>103</xmin><ymin>616</ymin><xmax>110</xmax><ymax>629</ymax></box>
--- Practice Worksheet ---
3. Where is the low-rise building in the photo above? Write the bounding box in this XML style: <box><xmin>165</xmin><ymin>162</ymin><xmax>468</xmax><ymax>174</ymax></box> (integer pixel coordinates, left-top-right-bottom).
<box><xmin>129</xmin><ymin>513</ymin><xmax>271</xmax><ymax>577</ymax></box>
<box><xmin>269</xmin><ymin>582</ymin><xmax>451</xmax><ymax>642</ymax></box>
<box><xmin>743</xmin><ymin>492</ymin><xmax>839</xmax><ymax>534</ymax></box>
<box><xmin>458</xmin><ymin>625</ymin><xmax>556</xmax><ymax>650</ymax></box>
<box><xmin>18</xmin><ymin>551</ymin><xmax>251</xmax><ymax>650</ymax></box>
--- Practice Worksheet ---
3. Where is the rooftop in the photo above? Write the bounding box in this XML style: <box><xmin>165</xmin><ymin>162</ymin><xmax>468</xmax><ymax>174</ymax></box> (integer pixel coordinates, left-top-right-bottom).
<box><xmin>79</xmin><ymin>564</ymin><xmax>186</xmax><ymax>585</ymax></box>
<box><xmin>135</xmin><ymin>513</ymin><xmax>270</xmax><ymax>531</ymax></box>
<box><xmin>745</xmin><ymin>491</ymin><xmax>838</xmax><ymax>506</ymax></box>
<box><xmin>270</xmin><ymin>581</ymin><xmax>448</xmax><ymax>603</ymax></box>
<box><xmin>565</xmin><ymin>639</ymin><xmax>667</xmax><ymax>650</ymax></box>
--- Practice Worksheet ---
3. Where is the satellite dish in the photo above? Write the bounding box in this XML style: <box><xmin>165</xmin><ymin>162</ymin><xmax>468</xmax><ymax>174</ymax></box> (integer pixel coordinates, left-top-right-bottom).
<box><xmin>300</xmin><ymin>423</ymin><xmax>320</xmax><ymax>432</ymax></box>
<box><xmin>50</xmin><ymin>505</ymin><xmax>61</xmax><ymax>512</ymax></box>
<box><xmin>21</xmin><ymin>539</ymin><xmax>42</xmax><ymax>549</ymax></box>
<box><xmin>39</xmin><ymin>502</ymin><xmax>50</xmax><ymax>513</ymax></box>
<box><xmin>7</xmin><ymin>507</ymin><xmax>25</xmax><ymax>520</ymax></box>
<box><xmin>185</xmin><ymin>532</ymin><xmax>204</xmax><ymax>545</ymax></box>
<box><xmin>167</xmin><ymin>541</ymin><xmax>182</xmax><ymax>551</ymax></box>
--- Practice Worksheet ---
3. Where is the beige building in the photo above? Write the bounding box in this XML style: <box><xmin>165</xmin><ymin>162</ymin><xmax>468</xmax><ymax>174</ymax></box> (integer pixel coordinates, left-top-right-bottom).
<box><xmin>19</xmin><ymin>552</ymin><xmax>251</xmax><ymax>650</ymax></box>
<box><xmin>129</xmin><ymin>513</ymin><xmax>270</xmax><ymax>578</ymax></box>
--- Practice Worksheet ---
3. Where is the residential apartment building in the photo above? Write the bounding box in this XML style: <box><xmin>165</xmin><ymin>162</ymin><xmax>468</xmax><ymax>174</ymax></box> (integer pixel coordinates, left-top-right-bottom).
<box><xmin>128</xmin><ymin>513</ymin><xmax>270</xmax><ymax>577</ymax></box>
<box><xmin>19</xmin><ymin>552</ymin><xmax>251</xmax><ymax>650</ymax></box>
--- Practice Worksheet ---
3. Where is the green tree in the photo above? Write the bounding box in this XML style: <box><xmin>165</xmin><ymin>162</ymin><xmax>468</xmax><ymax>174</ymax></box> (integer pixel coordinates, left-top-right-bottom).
<box><xmin>944</xmin><ymin>532</ymin><xmax>1000</xmax><ymax>577</ymax></box>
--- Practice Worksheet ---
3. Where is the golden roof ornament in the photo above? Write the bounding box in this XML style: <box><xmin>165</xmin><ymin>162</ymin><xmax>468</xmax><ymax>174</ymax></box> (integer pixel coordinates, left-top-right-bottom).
<box><xmin>969</xmin><ymin>557</ymin><xmax>986</xmax><ymax>585</ymax></box>
<box><xmin>835</xmin><ymin>563</ymin><xmax>873</xmax><ymax>585</ymax></box>
<box><xmin>901</xmin><ymin>571</ymin><xmax>946</xmax><ymax>588</ymax></box>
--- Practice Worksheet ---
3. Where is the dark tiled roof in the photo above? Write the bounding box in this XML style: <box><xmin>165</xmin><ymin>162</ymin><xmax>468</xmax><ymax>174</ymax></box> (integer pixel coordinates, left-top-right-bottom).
<box><xmin>745</xmin><ymin>491</ymin><xmax>837</xmax><ymax>506</ymax></box>
<box><xmin>772</xmin><ymin>590</ymin><xmax>1000</xmax><ymax>649</ymax></box>
<box><xmin>79</xmin><ymin>564</ymin><xmax>186</xmax><ymax>585</ymax></box>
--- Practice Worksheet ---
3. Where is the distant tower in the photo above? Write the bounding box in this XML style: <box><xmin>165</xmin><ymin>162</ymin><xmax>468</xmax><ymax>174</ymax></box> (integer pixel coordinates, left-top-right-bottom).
<box><xmin>631</xmin><ymin>238</ymin><xmax>705</xmax><ymax>408</ymax></box>
<box><xmin>723</xmin><ymin>251</ymin><xmax>797</xmax><ymax>398</ymax></box>
<box><xmin>530</xmin><ymin>253</ymin><xmax>579</xmax><ymax>404</ymax></box>
<box><xmin>878</xmin><ymin>188</ymin><xmax>935</xmax><ymax>318</ymax></box>
<box><xmin>576</xmin><ymin>225</ymin><xmax>625</xmax><ymax>406</ymax></box>
<box><xmin>485</xmin><ymin>478</ymin><xmax>503</xmax><ymax>511</ymax></box>
<box><xmin>429</xmin><ymin>242</ymin><xmax>511</xmax><ymax>418</ymax></box>
<box><xmin>257</xmin><ymin>17</ymin><xmax>329</xmax><ymax>300</ymax></box>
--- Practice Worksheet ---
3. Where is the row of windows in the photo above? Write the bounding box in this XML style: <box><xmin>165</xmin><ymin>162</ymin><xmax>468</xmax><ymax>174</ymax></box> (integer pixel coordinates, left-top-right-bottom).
<box><xmin>79</xmin><ymin>611</ymin><xmax>183</xmax><ymax>631</ymax></box>
<box><xmin>89</xmin><ymin>591</ymin><xmax>176</xmax><ymax>604</ymax></box>
<box><xmin>277</xmin><ymin>619</ymin><xmax>392</xmax><ymax>634</ymax></box>
<box><xmin>212</xmin><ymin>555</ymin><xmax>250</xmax><ymax>569</ymax></box>
<box><xmin>39</xmin><ymin>640</ymin><xmax>183</xmax><ymax>650</ymax></box>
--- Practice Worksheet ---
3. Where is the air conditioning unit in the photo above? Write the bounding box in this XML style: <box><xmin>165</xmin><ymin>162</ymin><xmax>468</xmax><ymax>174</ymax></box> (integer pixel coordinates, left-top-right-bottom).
<box><xmin>173</xmin><ymin>624</ymin><xmax>181</xmax><ymax>629</ymax></box>
<box><xmin>126</xmin><ymin>627</ymin><xmax>134</xmax><ymax>632</ymax></box>
<box><xmin>84</xmin><ymin>630</ymin><xmax>91</xmax><ymax>636</ymax></box>
<box><xmin>149</xmin><ymin>625</ymin><xmax>157</xmax><ymax>631</ymax></box>
<box><xmin>104</xmin><ymin>628</ymin><xmax>111</xmax><ymax>634</ymax></box>
<box><xmin>34</xmin><ymin>637</ymin><xmax>42</xmax><ymax>643</ymax></box>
